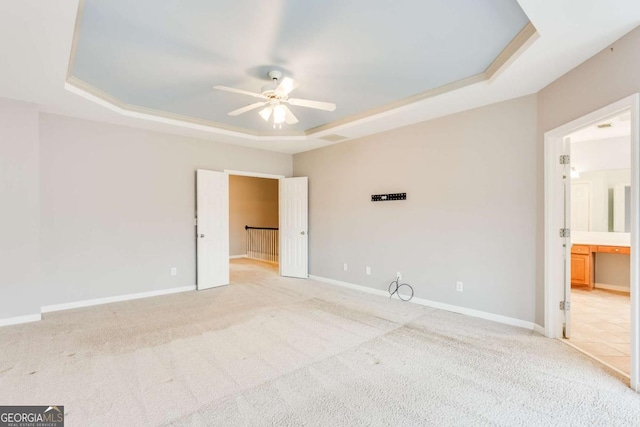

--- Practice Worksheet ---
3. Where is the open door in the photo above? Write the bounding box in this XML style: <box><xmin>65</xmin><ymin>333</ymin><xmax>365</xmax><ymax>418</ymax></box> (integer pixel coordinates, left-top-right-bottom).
<box><xmin>562</xmin><ymin>137</ymin><xmax>572</xmax><ymax>338</ymax></box>
<box><xmin>196</xmin><ymin>169</ymin><xmax>229</xmax><ymax>290</ymax></box>
<box><xmin>545</xmin><ymin>95</ymin><xmax>640</xmax><ymax>391</ymax></box>
<box><xmin>279</xmin><ymin>177</ymin><xmax>308</xmax><ymax>278</ymax></box>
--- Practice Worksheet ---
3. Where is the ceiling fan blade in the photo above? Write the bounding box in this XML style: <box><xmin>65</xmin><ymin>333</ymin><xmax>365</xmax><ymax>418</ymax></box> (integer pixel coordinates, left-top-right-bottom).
<box><xmin>287</xmin><ymin>98</ymin><xmax>336</xmax><ymax>112</ymax></box>
<box><xmin>275</xmin><ymin>77</ymin><xmax>300</xmax><ymax>96</ymax></box>
<box><xmin>213</xmin><ymin>85</ymin><xmax>266</xmax><ymax>99</ymax></box>
<box><xmin>228</xmin><ymin>101</ymin><xmax>267</xmax><ymax>116</ymax></box>
<box><xmin>282</xmin><ymin>105</ymin><xmax>299</xmax><ymax>125</ymax></box>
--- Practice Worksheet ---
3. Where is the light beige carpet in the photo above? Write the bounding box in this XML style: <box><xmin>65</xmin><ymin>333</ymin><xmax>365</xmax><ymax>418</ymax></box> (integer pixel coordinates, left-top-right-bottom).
<box><xmin>1</xmin><ymin>259</ymin><xmax>639</xmax><ymax>426</ymax></box>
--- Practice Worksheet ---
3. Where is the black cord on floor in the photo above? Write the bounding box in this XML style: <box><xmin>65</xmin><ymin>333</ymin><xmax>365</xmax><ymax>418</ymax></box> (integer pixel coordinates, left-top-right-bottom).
<box><xmin>388</xmin><ymin>278</ymin><xmax>414</xmax><ymax>301</ymax></box>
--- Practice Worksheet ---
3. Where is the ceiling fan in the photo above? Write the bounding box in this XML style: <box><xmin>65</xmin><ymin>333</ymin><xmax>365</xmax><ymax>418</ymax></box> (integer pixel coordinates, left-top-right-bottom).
<box><xmin>213</xmin><ymin>70</ymin><xmax>336</xmax><ymax>128</ymax></box>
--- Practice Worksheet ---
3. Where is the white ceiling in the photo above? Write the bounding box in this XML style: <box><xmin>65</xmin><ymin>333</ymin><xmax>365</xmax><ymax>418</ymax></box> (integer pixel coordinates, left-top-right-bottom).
<box><xmin>569</xmin><ymin>111</ymin><xmax>631</xmax><ymax>142</ymax></box>
<box><xmin>569</xmin><ymin>111</ymin><xmax>631</xmax><ymax>172</ymax></box>
<box><xmin>71</xmin><ymin>0</ymin><xmax>529</xmax><ymax>134</ymax></box>
<box><xmin>0</xmin><ymin>1</ymin><xmax>639</xmax><ymax>154</ymax></box>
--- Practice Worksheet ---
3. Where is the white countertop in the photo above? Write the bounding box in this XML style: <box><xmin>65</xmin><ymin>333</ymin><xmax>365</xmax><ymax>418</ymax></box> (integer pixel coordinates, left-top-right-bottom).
<box><xmin>571</xmin><ymin>231</ymin><xmax>631</xmax><ymax>246</ymax></box>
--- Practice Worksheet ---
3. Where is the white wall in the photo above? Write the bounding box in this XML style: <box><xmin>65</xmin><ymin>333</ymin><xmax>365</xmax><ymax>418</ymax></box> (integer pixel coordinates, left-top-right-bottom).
<box><xmin>37</xmin><ymin>113</ymin><xmax>291</xmax><ymax>307</ymax></box>
<box><xmin>0</xmin><ymin>98</ymin><xmax>40</xmax><ymax>319</ymax></box>
<box><xmin>229</xmin><ymin>176</ymin><xmax>279</xmax><ymax>256</ymax></box>
<box><xmin>538</xmin><ymin>25</ymin><xmax>640</xmax><ymax>325</ymax></box>
<box><xmin>294</xmin><ymin>95</ymin><xmax>538</xmax><ymax>323</ymax></box>
<box><xmin>0</xmin><ymin>108</ymin><xmax>296</xmax><ymax>321</ymax></box>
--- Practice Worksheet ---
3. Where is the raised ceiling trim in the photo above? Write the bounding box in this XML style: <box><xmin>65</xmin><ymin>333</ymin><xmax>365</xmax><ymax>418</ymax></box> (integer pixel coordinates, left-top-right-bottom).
<box><xmin>306</xmin><ymin>22</ymin><xmax>538</xmax><ymax>136</ymax></box>
<box><xmin>318</xmin><ymin>134</ymin><xmax>349</xmax><ymax>142</ymax></box>
<box><xmin>485</xmin><ymin>22</ymin><xmax>539</xmax><ymax>80</ymax></box>
<box><xmin>66</xmin><ymin>0</ymin><xmax>85</xmax><ymax>80</ymax></box>
<box><xmin>65</xmin><ymin>1</ymin><xmax>537</xmax><ymax>142</ymax></box>
<box><xmin>65</xmin><ymin>76</ymin><xmax>307</xmax><ymax>140</ymax></box>
<box><xmin>304</xmin><ymin>73</ymin><xmax>486</xmax><ymax>135</ymax></box>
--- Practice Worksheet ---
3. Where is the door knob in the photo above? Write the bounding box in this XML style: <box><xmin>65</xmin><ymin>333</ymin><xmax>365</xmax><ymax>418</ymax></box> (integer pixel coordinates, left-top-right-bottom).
<box><xmin>199</xmin><ymin>234</ymin><xmax>205</xmax><ymax>238</ymax></box>
<box><xmin>300</xmin><ymin>231</ymin><xmax>306</xmax><ymax>235</ymax></box>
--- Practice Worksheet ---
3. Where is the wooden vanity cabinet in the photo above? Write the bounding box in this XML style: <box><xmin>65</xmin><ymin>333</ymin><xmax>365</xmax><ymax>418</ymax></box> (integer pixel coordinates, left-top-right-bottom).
<box><xmin>571</xmin><ymin>245</ymin><xmax>592</xmax><ymax>288</ymax></box>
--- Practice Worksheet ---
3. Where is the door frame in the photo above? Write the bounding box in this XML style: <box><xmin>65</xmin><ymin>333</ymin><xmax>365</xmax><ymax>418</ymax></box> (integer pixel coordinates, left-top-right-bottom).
<box><xmin>224</xmin><ymin>170</ymin><xmax>285</xmax><ymax>180</ymax></box>
<box><xmin>543</xmin><ymin>93</ymin><xmax>640</xmax><ymax>391</ymax></box>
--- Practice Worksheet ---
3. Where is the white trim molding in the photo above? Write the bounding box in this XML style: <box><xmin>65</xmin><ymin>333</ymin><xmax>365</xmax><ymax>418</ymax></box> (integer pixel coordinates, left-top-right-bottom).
<box><xmin>309</xmin><ymin>275</ymin><xmax>389</xmax><ymax>298</ymax></box>
<box><xmin>41</xmin><ymin>285</ymin><xmax>195</xmax><ymax>313</ymax></box>
<box><xmin>0</xmin><ymin>313</ymin><xmax>42</xmax><ymax>327</ymax></box>
<box><xmin>224</xmin><ymin>170</ymin><xmax>285</xmax><ymax>179</ymax></box>
<box><xmin>230</xmin><ymin>254</ymin><xmax>247</xmax><ymax>259</ymax></box>
<box><xmin>411</xmin><ymin>295</ymin><xmax>535</xmax><ymax>330</ymax></box>
<box><xmin>595</xmin><ymin>283</ymin><xmax>631</xmax><ymax>293</ymax></box>
<box><xmin>309</xmin><ymin>275</ymin><xmax>535</xmax><ymax>330</ymax></box>
<box><xmin>533</xmin><ymin>324</ymin><xmax>546</xmax><ymax>336</ymax></box>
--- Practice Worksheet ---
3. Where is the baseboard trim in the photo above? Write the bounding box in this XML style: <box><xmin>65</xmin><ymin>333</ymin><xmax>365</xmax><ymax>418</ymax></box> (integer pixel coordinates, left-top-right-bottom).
<box><xmin>237</xmin><ymin>256</ymin><xmax>278</xmax><ymax>265</ymax></box>
<box><xmin>0</xmin><ymin>313</ymin><xmax>42</xmax><ymax>327</ymax></box>
<box><xmin>41</xmin><ymin>285</ymin><xmax>196</xmax><ymax>313</ymax></box>
<box><xmin>410</xmin><ymin>296</ymin><xmax>535</xmax><ymax>330</ymax></box>
<box><xmin>309</xmin><ymin>275</ymin><xmax>535</xmax><ymax>330</ymax></box>
<box><xmin>533</xmin><ymin>323</ymin><xmax>546</xmax><ymax>336</ymax></box>
<box><xmin>594</xmin><ymin>283</ymin><xmax>630</xmax><ymax>293</ymax></box>
<box><xmin>309</xmin><ymin>275</ymin><xmax>389</xmax><ymax>298</ymax></box>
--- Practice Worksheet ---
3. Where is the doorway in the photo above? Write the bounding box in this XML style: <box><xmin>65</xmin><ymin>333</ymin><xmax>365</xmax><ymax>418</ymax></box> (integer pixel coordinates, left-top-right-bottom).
<box><xmin>229</xmin><ymin>174</ymin><xmax>280</xmax><ymax>265</ymax></box>
<box><xmin>566</xmin><ymin>111</ymin><xmax>632</xmax><ymax>376</ymax></box>
<box><xmin>544</xmin><ymin>94</ymin><xmax>640</xmax><ymax>391</ymax></box>
<box><xmin>195</xmin><ymin>169</ymin><xmax>309</xmax><ymax>290</ymax></box>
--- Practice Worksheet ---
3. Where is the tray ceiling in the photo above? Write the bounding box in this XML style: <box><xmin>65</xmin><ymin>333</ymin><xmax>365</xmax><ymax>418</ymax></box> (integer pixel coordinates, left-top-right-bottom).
<box><xmin>69</xmin><ymin>0</ymin><xmax>530</xmax><ymax>136</ymax></box>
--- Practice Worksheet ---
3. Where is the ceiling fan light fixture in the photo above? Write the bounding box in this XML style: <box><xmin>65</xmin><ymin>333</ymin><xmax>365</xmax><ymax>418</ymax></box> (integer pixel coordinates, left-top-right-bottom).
<box><xmin>258</xmin><ymin>106</ymin><xmax>272</xmax><ymax>121</ymax></box>
<box><xmin>214</xmin><ymin>70</ymin><xmax>335</xmax><ymax>129</ymax></box>
<box><xmin>273</xmin><ymin>104</ymin><xmax>286</xmax><ymax>124</ymax></box>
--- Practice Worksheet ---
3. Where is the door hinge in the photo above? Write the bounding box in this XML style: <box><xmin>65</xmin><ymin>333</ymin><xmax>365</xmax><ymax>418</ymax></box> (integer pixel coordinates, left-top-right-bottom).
<box><xmin>559</xmin><ymin>155</ymin><xmax>570</xmax><ymax>165</ymax></box>
<box><xmin>559</xmin><ymin>301</ymin><xmax>571</xmax><ymax>311</ymax></box>
<box><xmin>194</xmin><ymin>218</ymin><xmax>198</xmax><ymax>226</ymax></box>
<box><xmin>559</xmin><ymin>228</ymin><xmax>571</xmax><ymax>238</ymax></box>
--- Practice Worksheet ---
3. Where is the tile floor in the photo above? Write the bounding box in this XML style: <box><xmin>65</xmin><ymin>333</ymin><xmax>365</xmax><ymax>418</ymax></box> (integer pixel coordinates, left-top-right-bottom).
<box><xmin>567</xmin><ymin>287</ymin><xmax>630</xmax><ymax>375</ymax></box>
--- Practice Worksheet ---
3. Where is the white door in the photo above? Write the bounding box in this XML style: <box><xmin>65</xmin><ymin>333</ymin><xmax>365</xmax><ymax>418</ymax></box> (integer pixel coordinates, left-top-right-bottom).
<box><xmin>279</xmin><ymin>177</ymin><xmax>308</xmax><ymax>278</ymax></box>
<box><xmin>562</xmin><ymin>138</ymin><xmax>572</xmax><ymax>338</ymax></box>
<box><xmin>570</xmin><ymin>182</ymin><xmax>591</xmax><ymax>232</ymax></box>
<box><xmin>196</xmin><ymin>169</ymin><xmax>229</xmax><ymax>290</ymax></box>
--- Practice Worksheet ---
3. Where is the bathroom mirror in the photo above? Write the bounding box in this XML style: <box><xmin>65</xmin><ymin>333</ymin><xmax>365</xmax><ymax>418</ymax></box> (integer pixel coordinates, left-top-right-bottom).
<box><xmin>570</xmin><ymin>168</ymin><xmax>630</xmax><ymax>233</ymax></box>
<box><xmin>569</xmin><ymin>111</ymin><xmax>631</xmax><ymax>235</ymax></box>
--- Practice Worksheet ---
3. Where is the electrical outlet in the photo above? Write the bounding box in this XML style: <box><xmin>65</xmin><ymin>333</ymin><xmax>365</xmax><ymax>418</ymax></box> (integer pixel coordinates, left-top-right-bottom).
<box><xmin>343</xmin><ymin>263</ymin><xmax>348</xmax><ymax>271</ymax></box>
<box><xmin>396</xmin><ymin>272</ymin><xmax>402</xmax><ymax>280</ymax></box>
<box><xmin>366</xmin><ymin>266</ymin><xmax>371</xmax><ymax>275</ymax></box>
<box><xmin>171</xmin><ymin>267</ymin><xmax>177</xmax><ymax>277</ymax></box>
<box><xmin>456</xmin><ymin>281</ymin><xmax>463</xmax><ymax>292</ymax></box>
